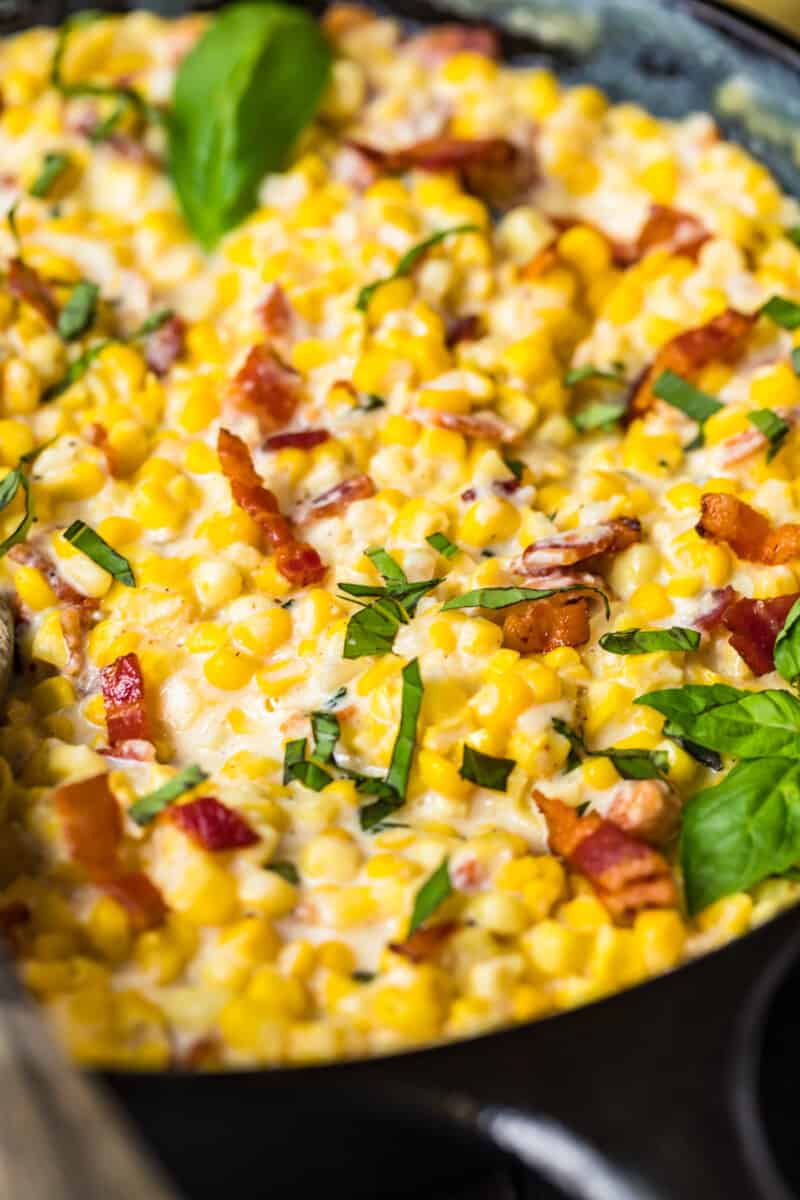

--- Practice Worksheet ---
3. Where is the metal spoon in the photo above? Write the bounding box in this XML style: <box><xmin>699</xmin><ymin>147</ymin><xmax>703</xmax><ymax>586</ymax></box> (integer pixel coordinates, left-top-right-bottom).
<box><xmin>0</xmin><ymin>595</ymin><xmax>181</xmax><ymax>1200</ymax></box>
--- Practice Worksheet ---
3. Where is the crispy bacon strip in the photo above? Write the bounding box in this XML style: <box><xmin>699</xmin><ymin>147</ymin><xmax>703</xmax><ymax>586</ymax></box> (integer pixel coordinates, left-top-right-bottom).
<box><xmin>502</xmin><ymin>595</ymin><xmax>591</xmax><ymax>655</ymax></box>
<box><xmin>516</xmin><ymin>518</ymin><xmax>641</xmax><ymax>575</ymax></box>
<box><xmin>352</xmin><ymin>136</ymin><xmax>537</xmax><ymax>207</ymax></box>
<box><xmin>264</xmin><ymin>430</ymin><xmax>331</xmax><ymax>451</ymax></box>
<box><xmin>298</xmin><ymin>474</ymin><xmax>376</xmax><ymax>524</ymax></box>
<box><xmin>390</xmin><ymin>921</ymin><xmax>458</xmax><ymax>962</ymax></box>
<box><xmin>0</xmin><ymin>901</ymin><xmax>31</xmax><ymax>952</ymax></box>
<box><xmin>406</xmin><ymin>24</ymin><xmax>500</xmax><ymax>63</ymax></box>
<box><xmin>629</xmin><ymin>309</ymin><xmax>755</xmax><ymax>418</ymax></box>
<box><xmin>718</xmin><ymin>407</ymin><xmax>800</xmax><ymax>466</ymax></box>
<box><xmin>693</xmin><ymin>585</ymin><xmax>739</xmax><ymax>632</ymax></box>
<box><xmin>170</xmin><ymin>796</ymin><xmax>259</xmax><ymax>850</ymax></box>
<box><xmin>257</xmin><ymin>283</ymin><xmax>293</xmax><ymax>338</ymax></box>
<box><xmin>696</xmin><ymin>493</ymin><xmax>800</xmax><ymax>565</ymax></box>
<box><xmin>101</xmin><ymin>872</ymin><xmax>166</xmax><ymax>931</ymax></box>
<box><xmin>722</xmin><ymin>592</ymin><xmax>800</xmax><ymax>676</ymax></box>
<box><xmin>227</xmin><ymin>344</ymin><xmax>300</xmax><ymax>437</ymax></box>
<box><xmin>55</xmin><ymin>773</ymin><xmax>122</xmax><ymax>877</ymax></box>
<box><xmin>8</xmin><ymin>258</ymin><xmax>58</xmax><ymax>326</ymax></box>
<box><xmin>445</xmin><ymin>313</ymin><xmax>482</xmax><ymax>348</ymax></box>
<box><xmin>102</xmin><ymin>652</ymin><xmax>152</xmax><ymax>755</ymax></box>
<box><xmin>217</xmin><ymin>428</ymin><xmax>325</xmax><ymax>586</ymax></box>
<box><xmin>535</xmin><ymin>791</ymin><xmax>678</xmax><ymax>919</ymax></box>
<box><xmin>145</xmin><ymin>314</ymin><xmax>185</xmax><ymax>377</ymax></box>
<box><xmin>607</xmin><ymin>779</ymin><xmax>682</xmax><ymax>846</ymax></box>
<box><xmin>614</xmin><ymin>205</ymin><xmax>710</xmax><ymax>268</ymax></box>
<box><xmin>413</xmin><ymin>408</ymin><xmax>520</xmax><ymax>443</ymax></box>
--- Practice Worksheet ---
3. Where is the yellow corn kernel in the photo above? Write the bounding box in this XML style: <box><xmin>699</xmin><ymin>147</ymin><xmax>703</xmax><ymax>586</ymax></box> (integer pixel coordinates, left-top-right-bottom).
<box><xmin>0</xmin><ymin>418</ymin><xmax>35</xmax><ymax>465</ymax></box>
<box><xmin>191</xmin><ymin>560</ymin><xmax>242</xmax><ymax>610</ymax></box>
<box><xmin>583</xmin><ymin>682</ymin><xmax>635</xmax><ymax>737</ymax></box>
<box><xmin>638</xmin><ymin>158</ymin><xmax>678</xmax><ymax>203</ymax></box>
<box><xmin>470</xmin><ymin>673</ymin><xmax>532</xmax><ymax>735</ymax></box>
<box><xmin>217</xmin><ymin>996</ymin><xmax>286</xmax><ymax>1062</ymax></box>
<box><xmin>558</xmin><ymin>895</ymin><xmax>612</xmax><ymax>933</ymax></box>
<box><xmin>11</xmin><ymin>563</ymin><xmax>57</xmax><ymax>611</ymax></box>
<box><xmin>31</xmin><ymin>676</ymin><xmax>75</xmax><ymax>716</ymax></box>
<box><xmin>300</xmin><ymin>831</ymin><xmax>362</xmax><ymax>883</ymax></box>
<box><xmin>468</xmin><ymin>891</ymin><xmax>529</xmax><ymax>935</ymax></box>
<box><xmin>696</xmin><ymin>893</ymin><xmax>753</xmax><ymax>937</ymax></box>
<box><xmin>178</xmin><ymin>380</ymin><xmax>220</xmax><ymax>433</ymax></box>
<box><xmin>428</xmin><ymin>617</ymin><xmax>458</xmax><ymax>653</ymax></box>
<box><xmin>458</xmin><ymin>496</ymin><xmax>520</xmax><ymax>547</ymax></box>
<box><xmin>585</xmin><ymin>925</ymin><xmax>645</xmax><ymax>989</ymax></box>
<box><xmin>379</xmin><ymin>415</ymin><xmax>421</xmax><ymax>448</ymax></box>
<box><xmin>203</xmin><ymin>647</ymin><xmax>256</xmax><ymax>691</ymax></box>
<box><xmin>316</xmin><ymin>940</ymin><xmax>356</xmax><ymax>975</ymax></box>
<box><xmin>87</xmin><ymin>896</ymin><xmax>131</xmax><ymax>963</ymax></box>
<box><xmin>673</xmin><ymin>530</ymin><xmax>732</xmax><ymax>585</ymax></box>
<box><xmin>500</xmin><ymin>336</ymin><xmax>556</xmax><ymax>383</ymax></box>
<box><xmin>31</xmin><ymin>611</ymin><xmax>69</xmax><ymax>669</ymax></box>
<box><xmin>232</xmin><ymin>606</ymin><xmax>292</xmax><ymax>656</ymax></box>
<box><xmin>521</xmin><ymin>920</ymin><xmax>588</xmax><ymax>978</ymax></box>
<box><xmin>552</xmin><ymin>152</ymin><xmax>600</xmax><ymax>195</ymax></box>
<box><xmin>604</xmin><ymin>279</ymin><xmax>644</xmax><ymax>325</ymax></box>
<box><xmin>417</xmin><ymin>749</ymin><xmax>472</xmax><ymax>799</ymax></box>
<box><xmin>201</xmin><ymin>918</ymin><xmax>280</xmax><ymax>990</ymax></box>
<box><xmin>556</xmin><ymin>225</ymin><xmax>611</xmax><ymax>277</ymax></box>
<box><xmin>519</xmin><ymin>69</ymin><xmax>561</xmax><ymax>119</ymax></box>
<box><xmin>187</xmin><ymin>622</ymin><xmax>228</xmax><ymax>653</ymax></box>
<box><xmin>371</xmin><ymin>974</ymin><xmax>444</xmax><ymax>1040</ymax></box>
<box><xmin>750</xmin><ymin>361</ymin><xmax>800</xmax><ymax>409</ymax></box>
<box><xmin>2</xmin><ymin>358</ymin><xmax>41</xmax><ymax>413</ymax></box>
<box><xmin>629</xmin><ymin>582</ymin><xmax>673</xmax><ymax>620</ymax></box>
<box><xmin>581</xmin><ymin>756</ymin><xmax>620</xmax><ymax>790</ymax></box>
<box><xmin>185</xmin><ymin>441</ymin><xmax>219</xmax><ymax>474</ymax></box>
<box><xmin>665</xmin><ymin>481</ymin><xmax>702</xmax><ymax>509</ymax></box>
<box><xmin>518</xmin><ymin>662</ymin><xmax>562</xmax><ymax>703</ymax></box>
<box><xmin>366</xmin><ymin>275</ymin><xmax>415</xmax><ymax>322</ymax></box>
<box><xmin>633</xmin><ymin>909</ymin><xmax>687</xmax><ymax>974</ymax></box>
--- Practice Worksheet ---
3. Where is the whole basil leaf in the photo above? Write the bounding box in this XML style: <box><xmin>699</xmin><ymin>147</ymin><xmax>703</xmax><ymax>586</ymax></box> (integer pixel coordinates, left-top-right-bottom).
<box><xmin>681</xmin><ymin>758</ymin><xmax>800</xmax><ymax>913</ymax></box>
<box><xmin>635</xmin><ymin>684</ymin><xmax>743</xmax><ymax>739</ymax></box>
<box><xmin>342</xmin><ymin>596</ymin><xmax>409</xmax><ymax>659</ymax></box>
<box><xmin>692</xmin><ymin>689</ymin><xmax>800</xmax><ymax>759</ymax></box>
<box><xmin>774</xmin><ymin>598</ymin><xmax>800</xmax><ymax>686</ymax></box>
<box><xmin>748</xmin><ymin>409</ymin><xmax>790</xmax><ymax>462</ymax></box>
<box><xmin>599</xmin><ymin>626</ymin><xmax>700</xmax><ymax>655</ymax></box>
<box><xmin>169</xmin><ymin>3</ymin><xmax>331</xmax><ymax>249</ymax></box>
<box><xmin>407</xmin><ymin>858</ymin><xmax>453</xmax><ymax>934</ymax></box>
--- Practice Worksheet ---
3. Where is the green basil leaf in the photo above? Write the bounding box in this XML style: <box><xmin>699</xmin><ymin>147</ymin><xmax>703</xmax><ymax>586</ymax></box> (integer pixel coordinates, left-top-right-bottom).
<box><xmin>52</xmin><ymin>13</ymin><xmax>159</xmax><ymax>125</ymax></box>
<box><xmin>748</xmin><ymin>408</ymin><xmax>791</xmax><ymax>462</ymax></box>
<box><xmin>564</xmin><ymin>364</ymin><xmax>625</xmax><ymax>386</ymax></box>
<box><xmin>652</xmin><ymin>369</ymin><xmax>722</xmax><ymax>447</ymax></box>
<box><xmin>689</xmin><ymin>689</ymin><xmax>800</xmax><ymax>759</ymax></box>
<box><xmin>343</xmin><ymin>596</ymin><xmax>409</xmax><ymax>659</ymax></box>
<box><xmin>502</xmin><ymin>457</ymin><xmax>524</xmax><ymax>481</ymax></box>
<box><xmin>266</xmin><ymin>860</ymin><xmax>299</xmax><ymax>885</ymax></box>
<box><xmin>551</xmin><ymin>717</ymin><xmax>585</xmax><ymax>772</ymax></box>
<box><xmin>0</xmin><ymin>445</ymin><xmax>45</xmax><ymax>559</ymax></box>
<box><xmin>551</xmin><ymin>718</ymin><xmax>667</xmax><ymax>780</ymax></box>
<box><xmin>356</xmin><ymin>393</ymin><xmax>385</xmax><ymax>412</ymax></box>
<box><xmin>442</xmin><ymin>584</ymin><xmax>610</xmax><ymax>619</ymax></box>
<box><xmin>63</xmin><ymin>520</ymin><xmax>135</xmax><ymax>586</ymax></box>
<box><xmin>90</xmin><ymin>95</ymin><xmax>128</xmax><ymax>143</ymax></box>
<box><xmin>6</xmin><ymin>201</ymin><xmax>21</xmax><ymax>254</ymax></box>
<box><xmin>129</xmin><ymin>764</ymin><xmax>209</xmax><ymax>825</ymax></box>
<box><xmin>774</xmin><ymin>598</ymin><xmax>800</xmax><ymax>686</ymax></box>
<box><xmin>426</xmin><ymin>531</ymin><xmax>458</xmax><ymax>559</ymax></box>
<box><xmin>351</xmin><ymin>969</ymin><xmax>375</xmax><ymax>983</ymax></box>
<box><xmin>324</xmin><ymin>686</ymin><xmax>347</xmax><ymax>710</ymax></box>
<box><xmin>786</xmin><ymin>227</ymin><xmax>800</xmax><ymax>248</ymax></box>
<box><xmin>365</xmin><ymin>545</ymin><xmax>406</xmax><ymax>584</ymax></box>
<box><xmin>356</xmin><ymin>224</ymin><xmax>478</xmax><ymax>312</ymax></box>
<box><xmin>680</xmin><ymin>758</ymin><xmax>800</xmax><ymax>914</ymax></box>
<box><xmin>571</xmin><ymin>400</ymin><xmax>626</xmax><ymax>433</ymax></box>
<box><xmin>762</xmin><ymin>295</ymin><xmax>800</xmax><ymax>330</ymax></box>
<box><xmin>57</xmin><ymin>280</ymin><xmax>99</xmax><ymax>341</ymax></box>
<box><xmin>310</xmin><ymin>710</ymin><xmax>339</xmax><ymax>764</ymax></box>
<box><xmin>793</xmin><ymin>347</ymin><xmax>800</xmax><ymax>378</ymax></box>
<box><xmin>384</xmin><ymin>658</ymin><xmax>423</xmax><ymax>802</ymax></box>
<box><xmin>635</xmin><ymin>683</ymin><xmax>743</xmax><ymax>739</ymax></box>
<box><xmin>169</xmin><ymin>3</ymin><xmax>331</xmax><ymax>249</ymax></box>
<box><xmin>131</xmin><ymin>308</ymin><xmax>174</xmax><ymax>339</ymax></box>
<box><xmin>459</xmin><ymin>744</ymin><xmax>515</xmax><ymax>792</ymax></box>
<box><xmin>30</xmin><ymin>152</ymin><xmax>71</xmax><ymax>199</ymax></box>
<box><xmin>283</xmin><ymin>737</ymin><xmax>334</xmax><ymax>791</ymax></box>
<box><xmin>408</xmin><ymin>857</ymin><xmax>453</xmax><ymax>935</ymax></box>
<box><xmin>359</xmin><ymin>794</ymin><xmax>403</xmax><ymax>832</ymax></box>
<box><xmin>666</xmin><ymin>735</ymin><xmax>723</xmax><ymax>773</ymax></box>
<box><xmin>43</xmin><ymin>339</ymin><xmax>111</xmax><ymax>401</ymax></box>
<box><xmin>599</xmin><ymin>626</ymin><xmax>701</xmax><ymax>655</ymax></box>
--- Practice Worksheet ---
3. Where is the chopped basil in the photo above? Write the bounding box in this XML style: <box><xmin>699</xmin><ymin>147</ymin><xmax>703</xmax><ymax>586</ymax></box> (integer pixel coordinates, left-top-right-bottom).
<box><xmin>63</xmin><ymin>520</ymin><xmax>135</xmax><ymax>587</ymax></box>
<box><xmin>748</xmin><ymin>408</ymin><xmax>790</xmax><ymax>462</ymax></box>
<box><xmin>57</xmin><ymin>280</ymin><xmax>99</xmax><ymax>341</ymax></box>
<box><xmin>51</xmin><ymin>12</ymin><xmax>160</xmax><ymax>125</ymax></box>
<box><xmin>571</xmin><ymin>400</ymin><xmax>626</xmax><ymax>433</ymax></box>
<box><xmin>356</xmin><ymin>225</ymin><xmax>479</xmax><ymax>312</ymax></box>
<box><xmin>564</xmin><ymin>364</ymin><xmax>625</xmax><ymax>386</ymax></box>
<box><xmin>503</xmin><ymin>457</ymin><xmax>525</xmax><ymax>481</ymax></box>
<box><xmin>359</xmin><ymin>658</ymin><xmax>423</xmax><ymax>830</ymax></box>
<box><xmin>351</xmin><ymin>970</ymin><xmax>375</xmax><ymax>983</ymax></box>
<box><xmin>90</xmin><ymin>96</ymin><xmax>128</xmax><ymax>143</ymax></box>
<box><xmin>0</xmin><ymin>445</ymin><xmax>43</xmax><ymax>558</ymax></box>
<box><xmin>283</xmin><ymin>738</ymin><xmax>333</xmax><ymax>791</ymax></box>
<box><xmin>30</xmin><ymin>152</ymin><xmax>70</xmax><ymax>199</ymax></box>
<box><xmin>442</xmin><ymin>584</ymin><xmax>610</xmax><ymax>619</ymax></box>
<box><xmin>774</xmin><ymin>598</ymin><xmax>800</xmax><ymax>687</ymax></box>
<box><xmin>359</xmin><ymin>794</ymin><xmax>404</xmax><ymax>832</ymax></box>
<box><xmin>131</xmin><ymin>308</ymin><xmax>174</xmax><ymax>338</ymax></box>
<box><xmin>365</xmin><ymin>545</ymin><xmax>406</xmax><ymax>584</ymax></box>
<box><xmin>7</xmin><ymin>201</ymin><xmax>21</xmax><ymax>253</ymax></box>
<box><xmin>266</xmin><ymin>861</ymin><xmax>300</xmax><ymax>885</ymax></box>
<box><xmin>342</xmin><ymin>595</ymin><xmax>409</xmax><ymax>659</ymax></box>
<box><xmin>652</xmin><ymin>369</ymin><xmax>722</xmax><ymax>447</ymax></box>
<box><xmin>43</xmin><ymin>340</ymin><xmax>111</xmax><ymax>401</ymax></box>
<box><xmin>324</xmin><ymin>686</ymin><xmax>347</xmax><ymax>710</ymax></box>
<box><xmin>599</xmin><ymin>626</ymin><xmax>701</xmax><ymax>655</ymax></box>
<box><xmin>356</xmin><ymin>393</ymin><xmax>385</xmax><ymax>412</ymax></box>
<box><xmin>793</xmin><ymin>347</ymin><xmax>800</xmax><ymax>378</ymax></box>
<box><xmin>459</xmin><ymin>744</ymin><xmax>515</xmax><ymax>792</ymax></box>
<box><xmin>668</xmin><ymin>734</ymin><xmax>722</xmax><ymax>773</ymax></box>
<box><xmin>786</xmin><ymin>227</ymin><xmax>800</xmax><ymax>248</ymax></box>
<box><xmin>408</xmin><ymin>858</ymin><xmax>453</xmax><ymax>935</ymax></box>
<box><xmin>762</xmin><ymin>295</ymin><xmax>800</xmax><ymax>330</ymax></box>
<box><xmin>426</xmin><ymin>531</ymin><xmax>458</xmax><ymax>559</ymax></box>
<box><xmin>552</xmin><ymin>718</ymin><xmax>668</xmax><ymax>780</ymax></box>
<box><xmin>129</xmin><ymin>764</ymin><xmax>209</xmax><ymax>825</ymax></box>
<box><xmin>310</xmin><ymin>710</ymin><xmax>339</xmax><ymax>764</ymax></box>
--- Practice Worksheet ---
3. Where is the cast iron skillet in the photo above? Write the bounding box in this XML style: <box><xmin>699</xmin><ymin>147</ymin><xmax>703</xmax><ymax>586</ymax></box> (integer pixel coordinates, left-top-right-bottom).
<box><xmin>6</xmin><ymin>0</ymin><xmax>800</xmax><ymax>1196</ymax></box>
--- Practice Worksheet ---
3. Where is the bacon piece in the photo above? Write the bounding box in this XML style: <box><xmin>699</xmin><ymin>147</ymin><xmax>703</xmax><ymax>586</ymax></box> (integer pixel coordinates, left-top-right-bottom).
<box><xmin>520</xmin><ymin>245</ymin><xmax>559</xmax><ymax>280</ymax></box>
<box><xmin>176</xmin><ymin>1035</ymin><xmax>221</xmax><ymax>1072</ymax></box>
<box><xmin>718</xmin><ymin>407</ymin><xmax>799</xmax><ymax>466</ymax></box>
<box><xmin>614</xmin><ymin>205</ymin><xmax>710</xmax><ymax>268</ymax></box>
<box><xmin>693</xmin><ymin>585</ymin><xmax>739</xmax><ymax>632</ymax></box>
<box><xmin>696</xmin><ymin>493</ymin><xmax>800</xmax><ymax>565</ymax></box>
<box><xmin>101</xmin><ymin>872</ymin><xmax>166</xmax><ymax>931</ymax></box>
<box><xmin>406</xmin><ymin>24</ymin><xmax>500</xmax><ymax>64</ymax></box>
<box><xmin>629</xmin><ymin>309</ymin><xmax>755</xmax><ymax>417</ymax></box>
<box><xmin>298</xmin><ymin>474</ymin><xmax>376</xmax><ymax>524</ymax></box>
<box><xmin>8</xmin><ymin>258</ymin><xmax>57</xmax><ymax>327</ymax></box>
<box><xmin>101</xmin><ymin>652</ymin><xmax>152</xmax><ymax>756</ymax></box>
<box><xmin>257</xmin><ymin>283</ymin><xmax>292</xmax><ymax>338</ymax></box>
<box><xmin>450</xmin><ymin>857</ymin><xmax>487</xmax><ymax>892</ymax></box>
<box><xmin>502</xmin><ymin>595</ymin><xmax>591</xmax><ymax>655</ymax></box>
<box><xmin>390</xmin><ymin>921</ymin><xmax>458</xmax><ymax>962</ymax></box>
<box><xmin>413</xmin><ymin>408</ymin><xmax>520</xmax><ymax>443</ymax></box>
<box><xmin>217</xmin><ymin>428</ymin><xmax>325</xmax><ymax>586</ymax></box>
<box><xmin>100</xmin><ymin>738</ymin><xmax>156</xmax><ymax>763</ymax></box>
<box><xmin>535</xmin><ymin>791</ymin><xmax>678</xmax><ymax>918</ymax></box>
<box><xmin>517</xmin><ymin>518</ymin><xmax>641</xmax><ymax>575</ymax></box>
<box><xmin>0</xmin><ymin>901</ymin><xmax>30</xmax><ymax>952</ymax></box>
<box><xmin>55</xmin><ymin>773</ymin><xmax>122</xmax><ymax>877</ymax></box>
<box><xmin>331</xmin><ymin>144</ymin><xmax>380</xmax><ymax>192</ymax></box>
<box><xmin>353</xmin><ymin>136</ymin><xmax>537</xmax><ymax>207</ymax></box>
<box><xmin>722</xmin><ymin>592</ymin><xmax>800</xmax><ymax>676</ymax></box>
<box><xmin>607</xmin><ymin>779</ymin><xmax>682</xmax><ymax>846</ymax></box>
<box><xmin>263</xmin><ymin>429</ymin><xmax>331</xmax><ymax>451</ymax></box>
<box><xmin>170</xmin><ymin>796</ymin><xmax>259</xmax><ymax>851</ymax></box>
<box><xmin>322</xmin><ymin>3</ymin><xmax>376</xmax><ymax>37</ymax></box>
<box><xmin>227</xmin><ymin>344</ymin><xmax>300</xmax><ymax>437</ymax></box>
<box><xmin>445</xmin><ymin>313</ymin><xmax>481</xmax><ymax>348</ymax></box>
<box><xmin>145</xmin><ymin>314</ymin><xmax>185</xmax><ymax>376</ymax></box>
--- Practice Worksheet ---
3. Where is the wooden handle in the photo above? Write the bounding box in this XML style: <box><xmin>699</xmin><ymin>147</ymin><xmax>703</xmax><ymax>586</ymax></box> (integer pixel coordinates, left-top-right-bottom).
<box><xmin>0</xmin><ymin>968</ymin><xmax>180</xmax><ymax>1200</ymax></box>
